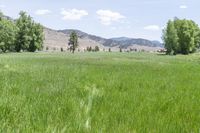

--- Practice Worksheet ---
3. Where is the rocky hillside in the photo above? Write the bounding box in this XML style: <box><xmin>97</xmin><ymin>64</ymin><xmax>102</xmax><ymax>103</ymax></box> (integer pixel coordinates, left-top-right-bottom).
<box><xmin>44</xmin><ymin>28</ymin><xmax>105</xmax><ymax>51</ymax></box>
<box><xmin>36</xmin><ymin>27</ymin><xmax>164</xmax><ymax>52</ymax></box>
<box><xmin>58</xmin><ymin>29</ymin><xmax>163</xmax><ymax>48</ymax></box>
<box><xmin>54</xmin><ymin>29</ymin><xmax>163</xmax><ymax>51</ymax></box>
<box><xmin>58</xmin><ymin>29</ymin><xmax>107</xmax><ymax>44</ymax></box>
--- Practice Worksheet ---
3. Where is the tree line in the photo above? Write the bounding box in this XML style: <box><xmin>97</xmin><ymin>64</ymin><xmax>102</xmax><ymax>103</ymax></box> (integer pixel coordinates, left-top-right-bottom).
<box><xmin>0</xmin><ymin>11</ymin><xmax>44</xmax><ymax>53</ymax></box>
<box><xmin>1</xmin><ymin>11</ymin><xmax>200</xmax><ymax>55</ymax></box>
<box><xmin>162</xmin><ymin>18</ymin><xmax>200</xmax><ymax>55</ymax></box>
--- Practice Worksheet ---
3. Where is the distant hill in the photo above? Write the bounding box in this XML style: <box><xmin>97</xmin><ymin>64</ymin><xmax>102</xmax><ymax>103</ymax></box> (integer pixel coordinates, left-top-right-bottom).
<box><xmin>58</xmin><ymin>29</ymin><xmax>107</xmax><ymax>44</ymax></box>
<box><xmin>1</xmin><ymin>15</ymin><xmax>14</xmax><ymax>21</ymax></box>
<box><xmin>104</xmin><ymin>38</ymin><xmax>163</xmax><ymax>48</ymax></box>
<box><xmin>44</xmin><ymin>28</ymin><xmax>105</xmax><ymax>51</ymax></box>
<box><xmin>57</xmin><ymin>29</ymin><xmax>163</xmax><ymax>50</ymax></box>
<box><xmin>110</xmin><ymin>37</ymin><xmax>132</xmax><ymax>41</ymax></box>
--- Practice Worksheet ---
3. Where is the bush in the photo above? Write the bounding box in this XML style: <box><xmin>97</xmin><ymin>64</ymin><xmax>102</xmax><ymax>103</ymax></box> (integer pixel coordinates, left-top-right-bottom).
<box><xmin>94</xmin><ymin>46</ymin><xmax>100</xmax><ymax>52</ymax></box>
<box><xmin>120</xmin><ymin>48</ymin><xmax>122</xmax><ymax>52</ymax></box>
<box><xmin>61</xmin><ymin>47</ymin><xmax>64</xmax><ymax>52</ymax></box>
<box><xmin>87</xmin><ymin>46</ymin><xmax>92</xmax><ymax>52</ymax></box>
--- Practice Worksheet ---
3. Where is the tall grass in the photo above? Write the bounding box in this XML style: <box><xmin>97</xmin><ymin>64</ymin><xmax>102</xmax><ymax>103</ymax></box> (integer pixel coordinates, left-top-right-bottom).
<box><xmin>0</xmin><ymin>52</ymin><xmax>200</xmax><ymax>132</ymax></box>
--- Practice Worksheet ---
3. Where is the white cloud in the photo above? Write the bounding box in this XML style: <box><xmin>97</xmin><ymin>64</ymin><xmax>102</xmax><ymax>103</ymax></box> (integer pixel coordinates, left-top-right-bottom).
<box><xmin>179</xmin><ymin>5</ymin><xmax>188</xmax><ymax>9</ymax></box>
<box><xmin>61</xmin><ymin>8</ymin><xmax>88</xmax><ymax>20</ymax></box>
<box><xmin>35</xmin><ymin>9</ymin><xmax>51</xmax><ymax>15</ymax></box>
<box><xmin>144</xmin><ymin>25</ymin><xmax>160</xmax><ymax>31</ymax></box>
<box><xmin>96</xmin><ymin>10</ymin><xmax>125</xmax><ymax>25</ymax></box>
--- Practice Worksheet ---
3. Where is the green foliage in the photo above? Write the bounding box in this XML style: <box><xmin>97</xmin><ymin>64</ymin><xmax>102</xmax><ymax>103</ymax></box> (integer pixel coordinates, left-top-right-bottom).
<box><xmin>162</xmin><ymin>20</ymin><xmax>178</xmax><ymax>55</ymax></box>
<box><xmin>0</xmin><ymin>11</ymin><xmax>43</xmax><ymax>53</ymax></box>
<box><xmin>61</xmin><ymin>47</ymin><xmax>64</xmax><ymax>52</ymax></box>
<box><xmin>0</xmin><ymin>11</ymin><xmax>3</xmax><ymax>20</ymax></box>
<box><xmin>163</xmin><ymin>18</ymin><xmax>200</xmax><ymax>55</ymax></box>
<box><xmin>86</xmin><ymin>46</ymin><xmax>100</xmax><ymax>52</ymax></box>
<box><xmin>15</xmin><ymin>11</ymin><xmax>32</xmax><ymax>52</ymax></box>
<box><xmin>28</xmin><ymin>23</ymin><xmax>44</xmax><ymax>52</ymax></box>
<box><xmin>87</xmin><ymin>46</ymin><xmax>97</xmax><ymax>52</ymax></box>
<box><xmin>86</xmin><ymin>46</ymin><xmax>92</xmax><ymax>52</ymax></box>
<box><xmin>94</xmin><ymin>46</ymin><xmax>100</xmax><ymax>52</ymax></box>
<box><xmin>68</xmin><ymin>31</ymin><xmax>78</xmax><ymax>53</ymax></box>
<box><xmin>120</xmin><ymin>47</ymin><xmax>122</xmax><ymax>52</ymax></box>
<box><xmin>16</xmin><ymin>11</ymin><xmax>44</xmax><ymax>52</ymax></box>
<box><xmin>0</xmin><ymin>13</ymin><xmax>17</xmax><ymax>52</ymax></box>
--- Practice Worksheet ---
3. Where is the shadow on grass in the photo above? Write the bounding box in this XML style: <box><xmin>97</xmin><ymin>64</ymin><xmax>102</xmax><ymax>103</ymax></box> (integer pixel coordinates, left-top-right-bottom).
<box><xmin>156</xmin><ymin>53</ymin><xmax>168</xmax><ymax>56</ymax></box>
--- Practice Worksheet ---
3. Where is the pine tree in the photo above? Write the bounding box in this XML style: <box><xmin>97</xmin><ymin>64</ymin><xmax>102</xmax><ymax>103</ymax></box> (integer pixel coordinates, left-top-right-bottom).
<box><xmin>68</xmin><ymin>31</ymin><xmax>78</xmax><ymax>53</ymax></box>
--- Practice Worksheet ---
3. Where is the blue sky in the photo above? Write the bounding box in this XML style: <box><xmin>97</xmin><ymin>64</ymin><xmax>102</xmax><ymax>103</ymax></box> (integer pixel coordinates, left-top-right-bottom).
<box><xmin>0</xmin><ymin>0</ymin><xmax>199</xmax><ymax>41</ymax></box>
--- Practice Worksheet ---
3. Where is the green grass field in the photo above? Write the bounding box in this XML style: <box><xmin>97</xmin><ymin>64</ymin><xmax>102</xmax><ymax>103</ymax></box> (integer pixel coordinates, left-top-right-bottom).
<box><xmin>0</xmin><ymin>52</ymin><xmax>200</xmax><ymax>132</ymax></box>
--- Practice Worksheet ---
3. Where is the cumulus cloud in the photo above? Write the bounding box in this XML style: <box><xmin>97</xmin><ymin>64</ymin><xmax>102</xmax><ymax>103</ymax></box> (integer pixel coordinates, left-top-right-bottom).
<box><xmin>144</xmin><ymin>25</ymin><xmax>160</xmax><ymax>31</ymax></box>
<box><xmin>61</xmin><ymin>8</ymin><xmax>88</xmax><ymax>20</ymax></box>
<box><xmin>96</xmin><ymin>10</ymin><xmax>125</xmax><ymax>25</ymax></box>
<box><xmin>179</xmin><ymin>5</ymin><xmax>188</xmax><ymax>9</ymax></box>
<box><xmin>35</xmin><ymin>9</ymin><xmax>51</xmax><ymax>15</ymax></box>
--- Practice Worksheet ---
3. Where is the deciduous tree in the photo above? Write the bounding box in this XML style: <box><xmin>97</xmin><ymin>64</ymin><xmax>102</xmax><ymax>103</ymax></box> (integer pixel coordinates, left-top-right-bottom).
<box><xmin>163</xmin><ymin>18</ymin><xmax>200</xmax><ymax>55</ymax></box>
<box><xmin>162</xmin><ymin>20</ymin><xmax>178</xmax><ymax>55</ymax></box>
<box><xmin>16</xmin><ymin>11</ymin><xmax>43</xmax><ymax>52</ymax></box>
<box><xmin>0</xmin><ymin>12</ymin><xmax>17</xmax><ymax>52</ymax></box>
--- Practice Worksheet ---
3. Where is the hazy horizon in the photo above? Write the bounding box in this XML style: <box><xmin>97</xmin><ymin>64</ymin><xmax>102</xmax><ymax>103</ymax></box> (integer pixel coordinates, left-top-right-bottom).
<box><xmin>0</xmin><ymin>0</ymin><xmax>199</xmax><ymax>41</ymax></box>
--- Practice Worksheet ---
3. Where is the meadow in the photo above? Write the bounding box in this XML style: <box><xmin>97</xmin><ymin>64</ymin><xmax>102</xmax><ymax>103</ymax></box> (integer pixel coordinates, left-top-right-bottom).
<box><xmin>0</xmin><ymin>52</ymin><xmax>200</xmax><ymax>132</ymax></box>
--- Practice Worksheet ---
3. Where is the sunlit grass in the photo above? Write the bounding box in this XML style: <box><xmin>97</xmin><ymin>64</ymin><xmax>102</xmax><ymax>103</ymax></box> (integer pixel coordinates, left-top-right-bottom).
<box><xmin>0</xmin><ymin>52</ymin><xmax>200</xmax><ymax>132</ymax></box>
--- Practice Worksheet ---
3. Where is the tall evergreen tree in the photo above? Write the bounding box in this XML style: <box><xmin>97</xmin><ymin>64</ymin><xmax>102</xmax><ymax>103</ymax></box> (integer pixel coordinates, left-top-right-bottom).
<box><xmin>68</xmin><ymin>31</ymin><xmax>78</xmax><ymax>53</ymax></box>
<box><xmin>119</xmin><ymin>47</ymin><xmax>122</xmax><ymax>52</ymax></box>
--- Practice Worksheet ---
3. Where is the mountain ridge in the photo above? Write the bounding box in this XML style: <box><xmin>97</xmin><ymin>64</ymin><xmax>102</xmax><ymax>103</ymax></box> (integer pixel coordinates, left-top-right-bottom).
<box><xmin>58</xmin><ymin>29</ymin><xmax>163</xmax><ymax>48</ymax></box>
